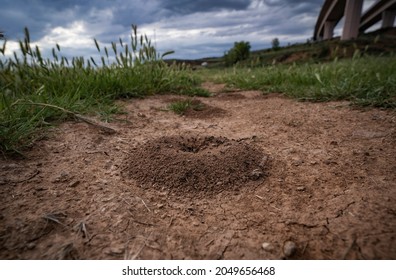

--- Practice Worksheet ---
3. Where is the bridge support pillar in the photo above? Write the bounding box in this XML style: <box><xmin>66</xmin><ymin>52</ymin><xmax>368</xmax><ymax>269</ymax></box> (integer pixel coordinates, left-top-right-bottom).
<box><xmin>342</xmin><ymin>0</ymin><xmax>363</xmax><ymax>40</ymax></box>
<box><xmin>382</xmin><ymin>10</ymin><xmax>396</xmax><ymax>28</ymax></box>
<box><xmin>324</xmin><ymin>21</ymin><xmax>337</xmax><ymax>39</ymax></box>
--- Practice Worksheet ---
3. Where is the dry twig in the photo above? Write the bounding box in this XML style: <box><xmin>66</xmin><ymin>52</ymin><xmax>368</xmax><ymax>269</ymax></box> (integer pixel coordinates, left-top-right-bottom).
<box><xmin>43</xmin><ymin>212</ymin><xmax>67</xmax><ymax>227</ymax></box>
<box><xmin>19</xmin><ymin>101</ymin><xmax>117</xmax><ymax>134</ymax></box>
<box><xmin>342</xmin><ymin>237</ymin><xmax>357</xmax><ymax>260</ymax></box>
<box><xmin>76</xmin><ymin>221</ymin><xmax>90</xmax><ymax>239</ymax></box>
<box><xmin>7</xmin><ymin>169</ymin><xmax>40</xmax><ymax>184</ymax></box>
<box><xmin>138</xmin><ymin>197</ymin><xmax>151</xmax><ymax>212</ymax></box>
<box><xmin>131</xmin><ymin>232</ymin><xmax>152</xmax><ymax>260</ymax></box>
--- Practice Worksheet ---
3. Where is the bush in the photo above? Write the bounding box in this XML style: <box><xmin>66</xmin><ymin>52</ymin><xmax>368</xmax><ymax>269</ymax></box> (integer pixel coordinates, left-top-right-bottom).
<box><xmin>224</xmin><ymin>41</ymin><xmax>251</xmax><ymax>66</ymax></box>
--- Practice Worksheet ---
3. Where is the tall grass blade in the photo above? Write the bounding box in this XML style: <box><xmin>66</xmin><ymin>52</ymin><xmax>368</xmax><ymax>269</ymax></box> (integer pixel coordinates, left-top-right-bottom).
<box><xmin>94</xmin><ymin>38</ymin><xmax>100</xmax><ymax>52</ymax></box>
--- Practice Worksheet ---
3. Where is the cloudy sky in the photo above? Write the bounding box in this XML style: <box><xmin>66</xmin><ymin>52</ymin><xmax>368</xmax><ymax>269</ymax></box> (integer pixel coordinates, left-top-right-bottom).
<box><xmin>1</xmin><ymin>0</ymin><xmax>377</xmax><ymax>61</ymax></box>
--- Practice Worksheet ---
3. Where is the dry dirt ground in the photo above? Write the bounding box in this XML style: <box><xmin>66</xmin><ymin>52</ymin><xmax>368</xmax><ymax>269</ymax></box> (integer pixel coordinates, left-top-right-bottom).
<box><xmin>1</xmin><ymin>83</ymin><xmax>395</xmax><ymax>260</ymax></box>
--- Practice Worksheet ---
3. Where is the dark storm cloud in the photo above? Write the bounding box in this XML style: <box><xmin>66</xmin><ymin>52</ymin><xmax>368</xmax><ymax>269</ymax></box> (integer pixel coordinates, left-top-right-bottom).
<box><xmin>0</xmin><ymin>0</ymin><xmax>325</xmax><ymax>39</ymax></box>
<box><xmin>263</xmin><ymin>0</ymin><xmax>322</xmax><ymax>7</ymax></box>
<box><xmin>1</xmin><ymin>0</ymin><xmax>92</xmax><ymax>40</ymax></box>
<box><xmin>160</xmin><ymin>0</ymin><xmax>251</xmax><ymax>14</ymax></box>
<box><xmin>0</xmin><ymin>0</ymin><xmax>342</xmax><ymax>59</ymax></box>
<box><xmin>259</xmin><ymin>0</ymin><xmax>323</xmax><ymax>15</ymax></box>
<box><xmin>0</xmin><ymin>0</ymin><xmax>164</xmax><ymax>40</ymax></box>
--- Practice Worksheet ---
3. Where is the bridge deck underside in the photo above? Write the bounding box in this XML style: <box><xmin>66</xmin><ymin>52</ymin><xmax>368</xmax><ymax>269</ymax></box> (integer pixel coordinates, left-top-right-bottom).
<box><xmin>315</xmin><ymin>0</ymin><xmax>396</xmax><ymax>40</ymax></box>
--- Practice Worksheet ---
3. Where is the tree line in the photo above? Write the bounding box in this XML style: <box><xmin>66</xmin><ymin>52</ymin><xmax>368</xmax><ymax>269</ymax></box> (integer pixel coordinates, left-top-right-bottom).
<box><xmin>224</xmin><ymin>38</ymin><xmax>280</xmax><ymax>66</ymax></box>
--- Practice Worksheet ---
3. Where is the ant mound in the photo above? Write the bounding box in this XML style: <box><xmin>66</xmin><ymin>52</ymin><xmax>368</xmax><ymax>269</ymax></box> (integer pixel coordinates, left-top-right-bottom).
<box><xmin>124</xmin><ymin>135</ymin><xmax>269</xmax><ymax>195</ymax></box>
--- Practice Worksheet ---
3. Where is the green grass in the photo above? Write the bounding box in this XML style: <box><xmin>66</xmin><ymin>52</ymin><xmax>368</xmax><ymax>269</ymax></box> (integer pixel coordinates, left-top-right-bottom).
<box><xmin>202</xmin><ymin>55</ymin><xmax>396</xmax><ymax>108</ymax></box>
<box><xmin>0</xmin><ymin>26</ymin><xmax>208</xmax><ymax>155</ymax></box>
<box><xmin>167</xmin><ymin>99</ymin><xmax>205</xmax><ymax>115</ymax></box>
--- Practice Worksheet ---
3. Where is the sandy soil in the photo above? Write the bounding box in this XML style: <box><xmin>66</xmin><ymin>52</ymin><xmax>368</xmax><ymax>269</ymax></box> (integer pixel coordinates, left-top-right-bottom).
<box><xmin>1</xmin><ymin>83</ymin><xmax>395</xmax><ymax>260</ymax></box>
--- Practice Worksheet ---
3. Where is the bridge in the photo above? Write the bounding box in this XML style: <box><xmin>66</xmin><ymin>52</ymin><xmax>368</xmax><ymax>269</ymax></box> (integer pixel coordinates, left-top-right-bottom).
<box><xmin>314</xmin><ymin>0</ymin><xmax>396</xmax><ymax>41</ymax></box>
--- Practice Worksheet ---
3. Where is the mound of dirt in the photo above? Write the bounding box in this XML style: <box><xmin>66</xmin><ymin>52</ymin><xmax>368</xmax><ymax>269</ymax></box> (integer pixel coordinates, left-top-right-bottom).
<box><xmin>124</xmin><ymin>135</ymin><xmax>269</xmax><ymax>195</ymax></box>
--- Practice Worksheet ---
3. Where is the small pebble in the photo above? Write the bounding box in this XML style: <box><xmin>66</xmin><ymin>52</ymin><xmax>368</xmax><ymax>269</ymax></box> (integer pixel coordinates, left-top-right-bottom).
<box><xmin>261</xmin><ymin>242</ymin><xmax>274</xmax><ymax>252</ymax></box>
<box><xmin>293</xmin><ymin>159</ymin><xmax>304</xmax><ymax>166</ymax></box>
<box><xmin>68</xmin><ymin>180</ymin><xmax>80</xmax><ymax>188</ymax></box>
<box><xmin>296</xmin><ymin>187</ymin><xmax>306</xmax><ymax>192</ymax></box>
<box><xmin>52</xmin><ymin>171</ymin><xmax>70</xmax><ymax>183</ymax></box>
<box><xmin>283</xmin><ymin>241</ymin><xmax>297</xmax><ymax>257</ymax></box>
<box><xmin>26</xmin><ymin>242</ymin><xmax>36</xmax><ymax>250</ymax></box>
<box><xmin>259</xmin><ymin>156</ymin><xmax>269</xmax><ymax>167</ymax></box>
<box><xmin>1</xmin><ymin>163</ymin><xmax>19</xmax><ymax>170</ymax></box>
<box><xmin>105</xmin><ymin>245</ymin><xmax>125</xmax><ymax>255</ymax></box>
<box><xmin>250</xmin><ymin>169</ymin><xmax>263</xmax><ymax>180</ymax></box>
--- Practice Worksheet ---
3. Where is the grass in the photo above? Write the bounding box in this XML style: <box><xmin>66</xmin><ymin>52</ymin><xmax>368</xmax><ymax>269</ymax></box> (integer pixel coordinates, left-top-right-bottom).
<box><xmin>1</xmin><ymin>26</ymin><xmax>395</xmax><ymax>155</ymax></box>
<box><xmin>202</xmin><ymin>55</ymin><xmax>396</xmax><ymax>108</ymax></box>
<box><xmin>167</xmin><ymin>99</ymin><xmax>205</xmax><ymax>115</ymax></box>
<box><xmin>0</xmin><ymin>26</ymin><xmax>208</xmax><ymax>155</ymax></box>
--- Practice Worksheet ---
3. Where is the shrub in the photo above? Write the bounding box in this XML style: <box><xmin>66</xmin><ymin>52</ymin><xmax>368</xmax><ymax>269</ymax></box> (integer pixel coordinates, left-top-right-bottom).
<box><xmin>224</xmin><ymin>41</ymin><xmax>251</xmax><ymax>66</ymax></box>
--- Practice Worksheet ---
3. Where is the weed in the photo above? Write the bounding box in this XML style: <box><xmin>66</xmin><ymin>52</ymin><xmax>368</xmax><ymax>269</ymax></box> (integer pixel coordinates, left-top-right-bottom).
<box><xmin>0</xmin><ymin>26</ymin><xmax>205</xmax><ymax>154</ymax></box>
<box><xmin>202</xmin><ymin>56</ymin><xmax>396</xmax><ymax>108</ymax></box>
<box><xmin>167</xmin><ymin>99</ymin><xmax>205</xmax><ymax>115</ymax></box>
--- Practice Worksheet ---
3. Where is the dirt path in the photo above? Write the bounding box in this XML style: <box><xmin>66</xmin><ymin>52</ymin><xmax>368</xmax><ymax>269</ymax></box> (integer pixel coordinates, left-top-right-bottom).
<box><xmin>1</xmin><ymin>84</ymin><xmax>395</xmax><ymax>259</ymax></box>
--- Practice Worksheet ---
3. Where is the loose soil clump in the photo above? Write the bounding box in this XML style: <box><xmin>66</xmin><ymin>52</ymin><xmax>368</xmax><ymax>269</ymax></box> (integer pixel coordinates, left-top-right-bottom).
<box><xmin>124</xmin><ymin>135</ymin><xmax>269</xmax><ymax>195</ymax></box>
